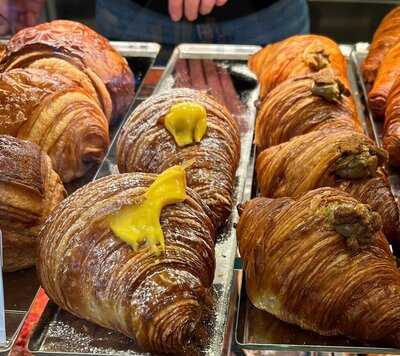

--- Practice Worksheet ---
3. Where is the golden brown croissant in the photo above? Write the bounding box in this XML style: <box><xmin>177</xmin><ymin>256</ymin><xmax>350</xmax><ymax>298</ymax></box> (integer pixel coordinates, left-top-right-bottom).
<box><xmin>117</xmin><ymin>88</ymin><xmax>240</xmax><ymax>228</ymax></box>
<box><xmin>255</xmin><ymin>69</ymin><xmax>361</xmax><ymax>149</ymax></box>
<box><xmin>0</xmin><ymin>20</ymin><xmax>135</xmax><ymax>121</ymax></box>
<box><xmin>368</xmin><ymin>42</ymin><xmax>400</xmax><ymax>118</ymax></box>
<box><xmin>256</xmin><ymin>129</ymin><xmax>400</xmax><ymax>245</ymax></box>
<box><xmin>1</xmin><ymin>135</ymin><xmax>65</xmax><ymax>272</ymax></box>
<box><xmin>384</xmin><ymin>74</ymin><xmax>400</xmax><ymax>166</ymax></box>
<box><xmin>37</xmin><ymin>172</ymin><xmax>215</xmax><ymax>354</ymax></box>
<box><xmin>362</xmin><ymin>6</ymin><xmax>400</xmax><ymax>85</ymax></box>
<box><xmin>0</xmin><ymin>68</ymin><xmax>109</xmax><ymax>183</ymax></box>
<box><xmin>248</xmin><ymin>34</ymin><xmax>349</xmax><ymax>99</ymax></box>
<box><xmin>237</xmin><ymin>187</ymin><xmax>400</xmax><ymax>347</ymax></box>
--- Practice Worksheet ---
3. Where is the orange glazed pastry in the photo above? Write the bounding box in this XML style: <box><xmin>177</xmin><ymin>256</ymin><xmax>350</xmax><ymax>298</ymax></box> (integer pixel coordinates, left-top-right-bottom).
<box><xmin>0</xmin><ymin>20</ymin><xmax>135</xmax><ymax>121</ymax></box>
<box><xmin>248</xmin><ymin>34</ymin><xmax>349</xmax><ymax>99</ymax></box>
<box><xmin>362</xmin><ymin>6</ymin><xmax>400</xmax><ymax>85</ymax></box>
<box><xmin>0</xmin><ymin>68</ymin><xmax>109</xmax><ymax>182</ymax></box>
<box><xmin>1</xmin><ymin>135</ymin><xmax>65</xmax><ymax>272</ymax></box>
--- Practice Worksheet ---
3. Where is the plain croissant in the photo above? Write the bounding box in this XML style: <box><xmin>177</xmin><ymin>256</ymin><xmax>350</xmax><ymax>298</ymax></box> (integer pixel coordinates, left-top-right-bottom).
<box><xmin>1</xmin><ymin>135</ymin><xmax>65</xmax><ymax>272</ymax></box>
<box><xmin>237</xmin><ymin>187</ymin><xmax>400</xmax><ymax>347</ymax></box>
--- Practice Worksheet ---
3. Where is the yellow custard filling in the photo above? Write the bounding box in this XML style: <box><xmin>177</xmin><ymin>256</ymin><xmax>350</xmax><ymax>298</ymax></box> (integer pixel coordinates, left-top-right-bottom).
<box><xmin>108</xmin><ymin>165</ymin><xmax>187</xmax><ymax>254</ymax></box>
<box><xmin>164</xmin><ymin>101</ymin><xmax>208</xmax><ymax>147</ymax></box>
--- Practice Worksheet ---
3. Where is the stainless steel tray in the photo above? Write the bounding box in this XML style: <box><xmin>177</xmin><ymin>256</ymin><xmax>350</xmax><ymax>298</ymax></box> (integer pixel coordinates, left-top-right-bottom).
<box><xmin>234</xmin><ymin>44</ymin><xmax>400</xmax><ymax>354</ymax></box>
<box><xmin>27</xmin><ymin>43</ymin><xmax>260</xmax><ymax>355</ymax></box>
<box><xmin>3</xmin><ymin>41</ymin><xmax>160</xmax><ymax>356</ymax></box>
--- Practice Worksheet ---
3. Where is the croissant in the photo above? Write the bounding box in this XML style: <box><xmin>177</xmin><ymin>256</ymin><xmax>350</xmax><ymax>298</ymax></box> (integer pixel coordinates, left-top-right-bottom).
<box><xmin>384</xmin><ymin>74</ymin><xmax>400</xmax><ymax>166</ymax></box>
<box><xmin>256</xmin><ymin>129</ymin><xmax>400</xmax><ymax>244</ymax></box>
<box><xmin>368</xmin><ymin>42</ymin><xmax>400</xmax><ymax>118</ymax></box>
<box><xmin>0</xmin><ymin>20</ymin><xmax>135</xmax><ymax>121</ymax></box>
<box><xmin>362</xmin><ymin>6</ymin><xmax>400</xmax><ymax>85</ymax></box>
<box><xmin>37</xmin><ymin>172</ymin><xmax>215</xmax><ymax>354</ymax></box>
<box><xmin>248</xmin><ymin>34</ymin><xmax>349</xmax><ymax>99</ymax></box>
<box><xmin>117</xmin><ymin>88</ymin><xmax>240</xmax><ymax>228</ymax></box>
<box><xmin>237</xmin><ymin>187</ymin><xmax>400</xmax><ymax>347</ymax></box>
<box><xmin>0</xmin><ymin>68</ymin><xmax>109</xmax><ymax>183</ymax></box>
<box><xmin>255</xmin><ymin>69</ymin><xmax>361</xmax><ymax>149</ymax></box>
<box><xmin>1</xmin><ymin>135</ymin><xmax>65</xmax><ymax>272</ymax></box>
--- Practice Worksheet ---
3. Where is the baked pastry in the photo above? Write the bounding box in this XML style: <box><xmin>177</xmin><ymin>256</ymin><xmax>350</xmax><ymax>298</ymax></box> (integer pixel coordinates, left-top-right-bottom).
<box><xmin>0</xmin><ymin>19</ymin><xmax>135</xmax><ymax>121</ymax></box>
<box><xmin>37</xmin><ymin>169</ymin><xmax>215</xmax><ymax>354</ymax></box>
<box><xmin>0</xmin><ymin>68</ymin><xmax>109</xmax><ymax>183</ymax></box>
<box><xmin>255</xmin><ymin>69</ymin><xmax>360</xmax><ymax>150</ymax></box>
<box><xmin>1</xmin><ymin>135</ymin><xmax>65</xmax><ymax>272</ymax></box>
<box><xmin>362</xmin><ymin>6</ymin><xmax>400</xmax><ymax>85</ymax></box>
<box><xmin>384</xmin><ymin>74</ymin><xmax>400</xmax><ymax>166</ymax></box>
<box><xmin>117</xmin><ymin>88</ymin><xmax>240</xmax><ymax>228</ymax></box>
<box><xmin>256</xmin><ymin>129</ymin><xmax>400</xmax><ymax>244</ymax></box>
<box><xmin>248</xmin><ymin>34</ymin><xmax>349</xmax><ymax>99</ymax></box>
<box><xmin>368</xmin><ymin>42</ymin><xmax>400</xmax><ymax>118</ymax></box>
<box><xmin>237</xmin><ymin>187</ymin><xmax>400</xmax><ymax>347</ymax></box>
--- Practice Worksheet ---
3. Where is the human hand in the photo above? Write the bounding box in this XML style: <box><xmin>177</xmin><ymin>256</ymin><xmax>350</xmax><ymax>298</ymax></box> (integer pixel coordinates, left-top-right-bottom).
<box><xmin>168</xmin><ymin>0</ymin><xmax>229</xmax><ymax>22</ymax></box>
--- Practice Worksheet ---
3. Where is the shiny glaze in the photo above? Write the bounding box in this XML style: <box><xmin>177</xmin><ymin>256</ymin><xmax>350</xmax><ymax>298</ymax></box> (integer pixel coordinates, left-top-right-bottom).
<box><xmin>37</xmin><ymin>172</ymin><xmax>215</xmax><ymax>354</ymax></box>
<box><xmin>117</xmin><ymin>88</ymin><xmax>240</xmax><ymax>229</ymax></box>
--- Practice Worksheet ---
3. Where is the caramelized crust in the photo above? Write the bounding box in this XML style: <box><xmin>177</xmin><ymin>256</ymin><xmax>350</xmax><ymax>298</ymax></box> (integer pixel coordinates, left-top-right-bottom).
<box><xmin>384</xmin><ymin>74</ymin><xmax>400</xmax><ymax>166</ymax></box>
<box><xmin>0</xmin><ymin>68</ymin><xmax>109</xmax><ymax>182</ymax></box>
<box><xmin>0</xmin><ymin>135</ymin><xmax>65</xmax><ymax>272</ymax></box>
<box><xmin>37</xmin><ymin>173</ymin><xmax>215</xmax><ymax>354</ymax></box>
<box><xmin>248</xmin><ymin>35</ymin><xmax>349</xmax><ymax>99</ymax></box>
<box><xmin>255</xmin><ymin>70</ymin><xmax>361</xmax><ymax>149</ymax></box>
<box><xmin>237</xmin><ymin>188</ymin><xmax>400</xmax><ymax>347</ymax></box>
<box><xmin>117</xmin><ymin>88</ymin><xmax>240</xmax><ymax>228</ymax></box>
<box><xmin>1</xmin><ymin>20</ymin><xmax>135</xmax><ymax>121</ymax></box>
<box><xmin>368</xmin><ymin>42</ymin><xmax>400</xmax><ymax>118</ymax></box>
<box><xmin>362</xmin><ymin>6</ymin><xmax>400</xmax><ymax>85</ymax></box>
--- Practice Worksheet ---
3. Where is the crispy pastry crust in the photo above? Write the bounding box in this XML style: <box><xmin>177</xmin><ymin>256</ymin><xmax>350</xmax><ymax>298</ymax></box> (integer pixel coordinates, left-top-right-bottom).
<box><xmin>384</xmin><ymin>74</ymin><xmax>400</xmax><ymax>166</ymax></box>
<box><xmin>37</xmin><ymin>173</ymin><xmax>215</xmax><ymax>354</ymax></box>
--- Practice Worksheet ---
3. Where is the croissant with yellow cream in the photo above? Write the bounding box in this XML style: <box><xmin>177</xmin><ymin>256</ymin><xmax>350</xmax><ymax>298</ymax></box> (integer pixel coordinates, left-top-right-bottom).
<box><xmin>0</xmin><ymin>68</ymin><xmax>109</xmax><ymax>182</ymax></box>
<box><xmin>237</xmin><ymin>187</ymin><xmax>400</xmax><ymax>347</ymax></box>
<box><xmin>38</xmin><ymin>168</ymin><xmax>215</xmax><ymax>354</ymax></box>
<box><xmin>1</xmin><ymin>135</ymin><xmax>65</xmax><ymax>272</ymax></box>
<box><xmin>117</xmin><ymin>88</ymin><xmax>240</xmax><ymax>228</ymax></box>
<box><xmin>248</xmin><ymin>34</ymin><xmax>349</xmax><ymax>99</ymax></box>
<box><xmin>255</xmin><ymin>69</ymin><xmax>360</xmax><ymax>150</ymax></box>
<box><xmin>0</xmin><ymin>20</ymin><xmax>135</xmax><ymax>121</ymax></box>
<box><xmin>256</xmin><ymin>129</ymin><xmax>400</xmax><ymax>244</ymax></box>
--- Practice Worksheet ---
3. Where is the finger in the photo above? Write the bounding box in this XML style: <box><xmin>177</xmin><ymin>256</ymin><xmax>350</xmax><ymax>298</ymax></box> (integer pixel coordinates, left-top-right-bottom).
<box><xmin>216</xmin><ymin>0</ymin><xmax>228</xmax><ymax>6</ymax></box>
<box><xmin>169</xmin><ymin>0</ymin><xmax>184</xmax><ymax>22</ymax></box>
<box><xmin>199</xmin><ymin>0</ymin><xmax>215</xmax><ymax>15</ymax></box>
<box><xmin>184</xmin><ymin>0</ymin><xmax>200</xmax><ymax>22</ymax></box>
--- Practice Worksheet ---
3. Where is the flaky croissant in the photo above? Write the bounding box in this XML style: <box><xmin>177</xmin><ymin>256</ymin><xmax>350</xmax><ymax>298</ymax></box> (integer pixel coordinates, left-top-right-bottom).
<box><xmin>117</xmin><ymin>88</ymin><xmax>240</xmax><ymax>228</ymax></box>
<box><xmin>0</xmin><ymin>68</ymin><xmax>109</xmax><ymax>183</ymax></box>
<box><xmin>255</xmin><ymin>69</ymin><xmax>360</xmax><ymax>149</ymax></box>
<box><xmin>362</xmin><ymin>6</ymin><xmax>400</xmax><ymax>85</ymax></box>
<box><xmin>368</xmin><ymin>42</ymin><xmax>400</xmax><ymax>118</ymax></box>
<box><xmin>0</xmin><ymin>20</ymin><xmax>135</xmax><ymax>121</ymax></box>
<box><xmin>384</xmin><ymin>74</ymin><xmax>400</xmax><ymax>166</ymax></box>
<box><xmin>248</xmin><ymin>34</ymin><xmax>349</xmax><ymax>99</ymax></box>
<box><xmin>37</xmin><ymin>172</ymin><xmax>215</xmax><ymax>354</ymax></box>
<box><xmin>1</xmin><ymin>135</ymin><xmax>65</xmax><ymax>272</ymax></box>
<box><xmin>256</xmin><ymin>129</ymin><xmax>400</xmax><ymax>245</ymax></box>
<box><xmin>237</xmin><ymin>187</ymin><xmax>400</xmax><ymax>347</ymax></box>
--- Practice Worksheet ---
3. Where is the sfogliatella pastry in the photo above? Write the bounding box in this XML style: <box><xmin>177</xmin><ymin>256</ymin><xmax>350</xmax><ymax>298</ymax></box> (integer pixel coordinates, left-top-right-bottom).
<box><xmin>256</xmin><ymin>129</ymin><xmax>400</xmax><ymax>245</ymax></box>
<box><xmin>1</xmin><ymin>135</ymin><xmax>65</xmax><ymax>272</ymax></box>
<box><xmin>0</xmin><ymin>20</ymin><xmax>135</xmax><ymax>121</ymax></box>
<box><xmin>117</xmin><ymin>88</ymin><xmax>240</xmax><ymax>228</ymax></box>
<box><xmin>37</xmin><ymin>166</ymin><xmax>215</xmax><ymax>354</ymax></box>
<box><xmin>0</xmin><ymin>68</ymin><xmax>109</xmax><ymax>183</ymax></box>
<box><xmin>255</xmin><ymin>69</ymin><xmax>360</xmax><ymax>150</ymax></box>
<box><xmin>249</xmin><ymin>34</ymin><xmax>349</xmax><ymax>99</ymax></box>
<box><xmin>237</xmin><ymin>187</ymin><xmax>400</xmax><ymax>347</ymax></box>
<box><xmin>362</xmin><ymin>6</ymin><xmax>400</xmax><ymax>85</ymax></box>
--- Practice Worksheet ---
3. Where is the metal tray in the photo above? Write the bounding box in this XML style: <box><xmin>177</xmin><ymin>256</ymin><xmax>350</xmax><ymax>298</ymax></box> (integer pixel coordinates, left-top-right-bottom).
<box><xmin>3</xmin><ymin>41</ymin><xmax>160</xmax><ymax>356</ymax></box>
<box><xmin>234</xmin><ymin>44</ymin><xmax>400</xmax><ymax>354</ymax></box>
<box><xmin>27</xmin><ymin>43</ymin><xmax>261</xmax><ymax>355</ymax></box>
